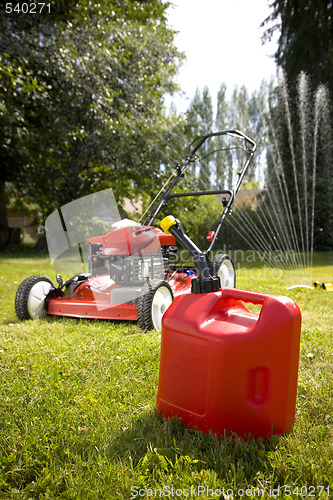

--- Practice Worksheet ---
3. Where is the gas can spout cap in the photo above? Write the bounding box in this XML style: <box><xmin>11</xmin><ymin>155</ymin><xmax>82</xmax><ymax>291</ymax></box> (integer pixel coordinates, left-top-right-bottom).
<box><xmin>191</xmin><ymin>276</ymin><xmax>220</xmax><ymax>294</ymax></box>
<box><xmin>161</xmin><ymin>215</ymin><xmax>177</xmax><ymax>235</ymax></box>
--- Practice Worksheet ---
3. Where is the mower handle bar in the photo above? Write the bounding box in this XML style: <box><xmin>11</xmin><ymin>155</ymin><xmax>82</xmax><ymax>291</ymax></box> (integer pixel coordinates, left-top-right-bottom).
<box><xmin>185</xmin><ymin>130</ymin><xmax>256</xmax><ymax>167</ymax></box>
<box><xmin>203</xmin><ymin>132</ymin><xmax>256</xmax><ymax>253</ymax></box>
<box><xmin>144</xmin><ymin>130</ymin><xmax>256</xmax><ymax>254</ymax></box>
<box><xmin>166</xmin><ymin>220</ymin><xmax>211</xmax><ymax>280</ymax></box>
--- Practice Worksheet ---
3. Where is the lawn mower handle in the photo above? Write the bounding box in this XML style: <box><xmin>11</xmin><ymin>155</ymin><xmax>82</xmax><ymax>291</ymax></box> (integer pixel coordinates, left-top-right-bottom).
<box><xmin>161</xmin><ymin>215</ymin><xmax>220</xmax><ymax>294</ymax></box>
<box><xmin>186</xmin><ymin>130</ymin><xmax>256</xmax><ymax>166</ymax></box>
<box><xmin>161</xmin><ymin>216</ymin><xmax>210</xmax><ymax>279</ymax></box>
<box><xmin>144</xmin><ymin>130</ymin><xmax>256</xmax><ymax>255</ymax></box>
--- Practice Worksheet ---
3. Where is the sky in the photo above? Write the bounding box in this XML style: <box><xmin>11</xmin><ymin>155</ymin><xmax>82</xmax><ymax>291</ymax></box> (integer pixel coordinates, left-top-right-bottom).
<box><xmin>166</xmin><ymin>0</ymin><xmax>278</xmax><ymax>111</ymax></box>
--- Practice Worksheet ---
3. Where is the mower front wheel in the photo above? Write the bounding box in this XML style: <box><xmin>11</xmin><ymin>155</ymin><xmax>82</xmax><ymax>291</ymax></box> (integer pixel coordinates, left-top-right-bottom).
<box><xmin>209</xmin><ymin>254</ymin><xmax>236</xmax><ymax>288</ymax></box>
<box><xmin>15</xmin><ymin>275</ymin><xmax>54</xmax><ymax>320</ymax></box>
<box><xmin>137</xmin><ymin>280</ymin><xmax>174</xmax><ymax>332</ymax></box>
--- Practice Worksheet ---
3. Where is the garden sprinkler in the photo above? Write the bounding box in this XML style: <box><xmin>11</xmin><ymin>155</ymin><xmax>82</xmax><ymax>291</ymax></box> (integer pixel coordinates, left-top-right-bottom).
<box><xmin>287</xmin><ymin>284</ymin><xmax>314</xmax><ymax>290</ymax></box>
<box><xmin>313</xmin><ymin>281</ymin><xmax>333</xmax><ymax>291</ymax></box>
<box><xmin>287</xmin><ymin>281</ymin><xmax>333</xmax><ymax>291</ymax></box>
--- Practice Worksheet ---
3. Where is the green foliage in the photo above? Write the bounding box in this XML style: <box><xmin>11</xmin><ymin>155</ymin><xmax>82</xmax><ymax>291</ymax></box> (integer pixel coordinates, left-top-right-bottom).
<box><xmin>265</xmin><ymin>72</ymin><xmax>333</xmax><ymax>251</ymax></box>
<box><xmin>0</xmin><ymin>0</ymin><xmax>184</xmax><ymax>220</ymax></box>
<box><xmin>260</xmin><ymin>2</ymin><xmax>333</xmax><ymax>251</ymax></box>
<box><xmin>261</xmin><ymin>0</ymin><xmax>333</xmax><ymax>95</ymax></box>
<box><xmin>0</xmin><ymin>252</ymin><xmax>332</xmax><ymax>498</ymax></box>
<box><xmin>166</xmin><ymin>194</ymin><xmax>223</xmax><ymax>250</ymax></box>
<box><xmin>180</xmin><ymin>75</ymin><xmax>332</xmax><ymax>252</ymax></box>
<box><xmin>182</xmin><ymin>83</ymin><xmax>269</xmax><ymax>191</ymax></box>
<box><xmin>184</xmin><ymin>86</ymin><xmax>213</xmax><ymax>139</ymax></box>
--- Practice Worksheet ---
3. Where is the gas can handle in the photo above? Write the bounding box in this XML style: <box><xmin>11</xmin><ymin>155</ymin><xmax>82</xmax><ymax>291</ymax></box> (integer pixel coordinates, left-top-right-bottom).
<box><xmin>222</xmin><ymin>288</ymin><xmax>266</xmax><ymax>305</ymax></box>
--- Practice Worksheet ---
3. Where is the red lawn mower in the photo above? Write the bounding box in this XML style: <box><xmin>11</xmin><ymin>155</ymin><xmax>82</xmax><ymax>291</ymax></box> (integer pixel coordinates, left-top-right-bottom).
<box><xmin>15</xmin><ymin>130</ymin><xmax>256</xmax><ymax>331</ymax></box>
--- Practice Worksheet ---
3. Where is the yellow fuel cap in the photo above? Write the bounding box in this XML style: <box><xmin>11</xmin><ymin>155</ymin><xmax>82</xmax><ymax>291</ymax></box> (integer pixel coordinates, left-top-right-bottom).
<box><xmin>161</xmin><ymin>215</ymin><xmax>177</xmax><ymax>235</ymax></box>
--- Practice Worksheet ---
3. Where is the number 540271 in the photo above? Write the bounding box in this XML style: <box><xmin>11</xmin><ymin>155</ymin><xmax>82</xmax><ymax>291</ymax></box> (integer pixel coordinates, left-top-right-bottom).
<box><xmin>5</xmin><ymin>3</ymin><xmax>51</xmax><ymax>14</ymax></box>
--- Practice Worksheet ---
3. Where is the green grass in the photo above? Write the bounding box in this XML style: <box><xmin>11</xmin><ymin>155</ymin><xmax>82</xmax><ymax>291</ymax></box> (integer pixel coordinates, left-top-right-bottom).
<box><xmin>0</xmin><ymin>252</ymin><xmax>332</xmax><ymax>499</ymax></box>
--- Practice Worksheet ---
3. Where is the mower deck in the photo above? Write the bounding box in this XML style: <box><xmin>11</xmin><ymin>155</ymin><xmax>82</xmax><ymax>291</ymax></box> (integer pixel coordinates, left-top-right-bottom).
<box><xmin>46</xmin><ymin>272</ymin><xmax>194</xmax><ymax>322</ymax></box>
<box><xmin>48</xmin><ymin>299</ymin><xmax>138</xmax><ymax>321</ymax></box>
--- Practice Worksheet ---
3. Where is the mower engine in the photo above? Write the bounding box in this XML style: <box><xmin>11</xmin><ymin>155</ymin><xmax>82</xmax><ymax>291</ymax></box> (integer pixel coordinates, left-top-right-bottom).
<box><xmin>88</xmin><ymin>225</ymin><xmax>177</xmax><ymax>286</ymax></box>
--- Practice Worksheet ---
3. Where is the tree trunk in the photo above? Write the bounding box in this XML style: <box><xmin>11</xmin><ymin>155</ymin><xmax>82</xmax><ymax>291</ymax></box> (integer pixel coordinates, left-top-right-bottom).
<box><xmin>0</xmin><ymin>180</ymin><xmax>9</xmax><ymax>248</ymax></box>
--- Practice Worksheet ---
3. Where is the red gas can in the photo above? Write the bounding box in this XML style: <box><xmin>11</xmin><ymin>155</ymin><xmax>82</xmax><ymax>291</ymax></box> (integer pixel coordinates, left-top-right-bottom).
<box><xmin>156</xmin><ymin>288</ymin><xmax>302</xmax><ymax>439</ymax></box>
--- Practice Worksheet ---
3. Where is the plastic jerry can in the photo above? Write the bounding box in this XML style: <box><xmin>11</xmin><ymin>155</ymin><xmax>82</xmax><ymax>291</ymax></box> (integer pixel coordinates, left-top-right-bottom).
<box><xmin>156</xmin><ymin>287</ymin><xmax>302</xmax><ymax>439</ymax></box>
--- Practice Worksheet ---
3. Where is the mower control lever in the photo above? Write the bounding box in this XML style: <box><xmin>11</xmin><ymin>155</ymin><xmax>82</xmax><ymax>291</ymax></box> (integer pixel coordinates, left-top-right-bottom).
<box><xmin>161</xmin><ymin>215</ymin><xmax>220</xmax><ymax>294</ymax></box>
<box><xmin>56</xmin><ymin>274</ymin><xmax>64</xmax><ymax>288</ymax></box>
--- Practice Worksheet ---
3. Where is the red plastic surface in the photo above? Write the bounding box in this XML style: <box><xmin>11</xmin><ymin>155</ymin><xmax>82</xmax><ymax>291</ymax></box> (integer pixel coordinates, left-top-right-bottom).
<box><xmin>46</xmin><ymin>273</ymin><xmax>194</xmax><ymax>322</ymax></box>
<box><xmin>88</xmin><ymin>226</ymin><xmax>176</xmax><ymax>255</ymax></box>
<box><xmin>156</xmin><ymin>288</ymin><xmax>302</xmax><ymax>439</ymax></box>
<box><xmin>206</xmin><ymin>230</ymin><xmax>215</xmax><ymax>242</ymax></box>
<box><xmin>48</xmin><ymin>299</ymin><xmax>137</xmax><ymax>321</ymax></box>
<box><xmin>46</xmin><ymin>275</ymin><xmax>139</xmax><ymax>320</ymax></box>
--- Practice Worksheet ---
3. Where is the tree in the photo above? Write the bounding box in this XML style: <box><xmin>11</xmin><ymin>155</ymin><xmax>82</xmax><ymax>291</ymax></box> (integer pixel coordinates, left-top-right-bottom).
<box><xmin>0</xmin><ymin>0</ymin><xmax>79</xmax><ymax>245</ymax></box>
<box><xmin>267</xmin><ymin>71</ymin><xmax>333</xmax><ymax>251</ymax></box>
<box><xmin>261</xmin><ymin>0</ymin><xmax>333</xmax><ymax>250</ymax></box>
<box><xmin>261</xmin><ymin>0</ymin><xmax>333</xmax><ymax>94</ymax></box>
<box><xmin>215</xmin><ymin>83</ymin><xmax>229</xmax><ymax>189</ymax></box>
<box><xmin>181</xmin><ymin>83</ymin><xmax>267</xmax><ymax>192</ymax></box>
<box><xmin>183</xmin><ymin>87</ymin><xmax>214</xmax><ymax>188</ymax></box>
<box><xmin>0</xmin><ymin>0</ymin><xmax>183</xmax><ymax>246</ymax></box>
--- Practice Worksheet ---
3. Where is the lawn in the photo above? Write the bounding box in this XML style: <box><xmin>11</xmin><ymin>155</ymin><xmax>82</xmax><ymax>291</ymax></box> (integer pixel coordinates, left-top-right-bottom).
<box><xmin>0</xmin><ymin>250</ymin><xmax>332</xmax><ymax>499</ymax></box>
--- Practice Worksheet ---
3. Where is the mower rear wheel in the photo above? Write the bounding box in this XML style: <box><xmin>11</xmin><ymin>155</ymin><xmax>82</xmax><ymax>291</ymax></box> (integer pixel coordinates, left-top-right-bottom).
<box><xmin>209</xmin><ymin>254</ymin><xmax>236</xmax><ymax>288</ymax></box>
<box><xmin>15</xmin><ymin>275</ymin><xmax>54</xmax><ymax>320</ymax></box>
<box><xmin>137</xmin><ymin>280</ymin><xmax>174</xmax><ymax>331</ymax></box>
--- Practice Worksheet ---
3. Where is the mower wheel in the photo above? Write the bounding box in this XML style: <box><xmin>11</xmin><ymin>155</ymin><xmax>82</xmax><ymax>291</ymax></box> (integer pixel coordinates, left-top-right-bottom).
<box><xmin>209</xmin><ymin>254</ymin><xmax>236</xmax><ymax>288</ymax></box>
<box><xmin>15</xmin><ymin>275</ymin><xmax>54</xmax><ymax>320</ymax></box>
<box><xmin>137</xmin><ymin>279</ymin><xmax>174</xmax><ymax>332</ymax></box>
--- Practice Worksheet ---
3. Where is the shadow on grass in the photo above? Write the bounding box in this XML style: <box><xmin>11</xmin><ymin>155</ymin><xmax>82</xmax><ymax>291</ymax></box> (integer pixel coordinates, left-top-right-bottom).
<box><xmin>2</xmin><ymin>312</ymin><xmax>139</xmax><ymax>329</ymax></box>
<box><xmin>109</xmin><ymin>410</ymin><xmax>281</xmax><ymax>483</ymax></box>
<box><xmin>46</xmin><ymin>315</ymin><xmax>139</xmax><ymax>332</ymax></box>
<box><xmin>0</xmin><ymin>247</ymin><xmax>48</xmax><ymax>257</ymax></box>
